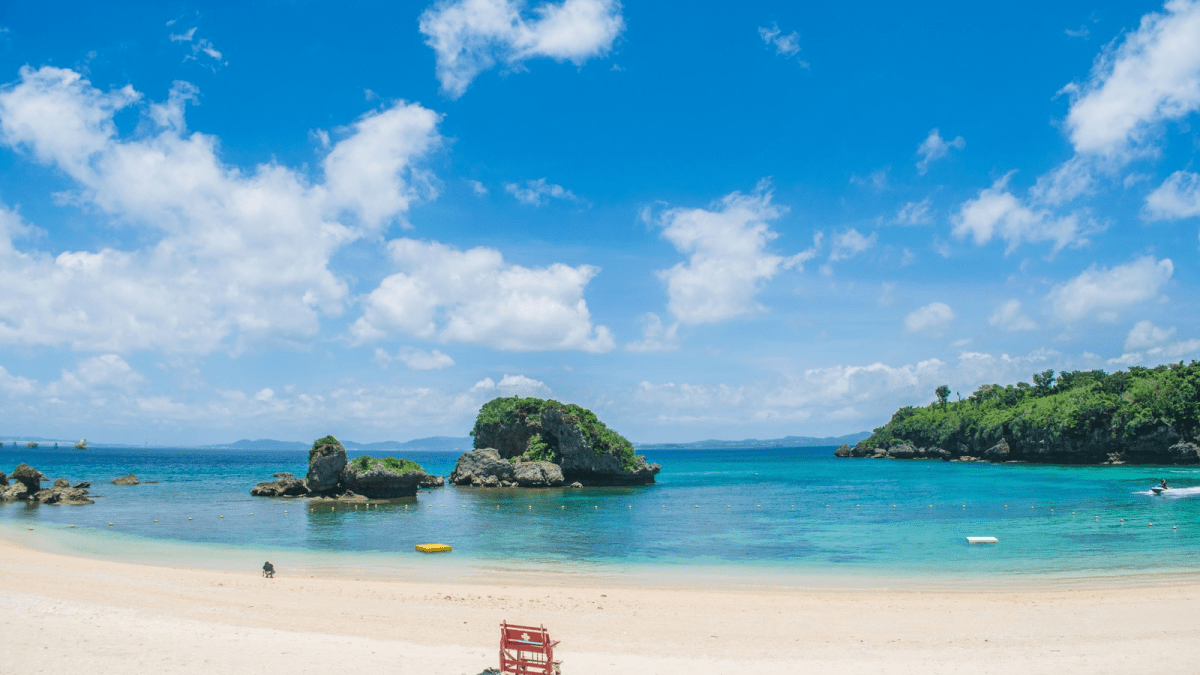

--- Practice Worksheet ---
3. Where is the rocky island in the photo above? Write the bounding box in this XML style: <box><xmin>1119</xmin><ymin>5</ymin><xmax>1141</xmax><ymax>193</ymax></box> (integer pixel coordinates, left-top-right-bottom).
<box><xmin>450</xmin><ymin>397</ymin><xmax>660</xmax><ymax>487</ymax></box>
<box><xmin>836</xmin><ymin>363</ymin><xmax>1200</xmax><ymax>464</ymax></box>
<box><xmin>1</xmin><ymin>463</ymin><xmax>97</xmax><ymax>505</ymax></box>
<box><xmin>251</xmin><ymin>435</ymin><xmax>443</xmax><ymax>500</ymax></box>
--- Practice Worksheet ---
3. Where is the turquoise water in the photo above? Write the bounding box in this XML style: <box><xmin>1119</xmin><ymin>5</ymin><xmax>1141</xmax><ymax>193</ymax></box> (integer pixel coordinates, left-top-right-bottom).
<box><xmin>2</xmin><ymin>446</ymin><xmax>1199</xmax><ymax>581</ymax></box>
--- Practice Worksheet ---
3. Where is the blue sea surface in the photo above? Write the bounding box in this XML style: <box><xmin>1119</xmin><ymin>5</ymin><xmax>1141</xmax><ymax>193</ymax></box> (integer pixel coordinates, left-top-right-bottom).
<box><xmin>2</xmin><ymin>445</ymin><xmax>1199</xmax><ymax>582</ymax></box>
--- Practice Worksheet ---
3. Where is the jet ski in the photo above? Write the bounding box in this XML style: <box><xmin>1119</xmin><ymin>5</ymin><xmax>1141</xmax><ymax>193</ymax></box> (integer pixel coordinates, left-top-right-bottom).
<box><xmin>1151</xmin><ymin>486</ymin><xmax>1170</xmax><ymax>495</ymax></box>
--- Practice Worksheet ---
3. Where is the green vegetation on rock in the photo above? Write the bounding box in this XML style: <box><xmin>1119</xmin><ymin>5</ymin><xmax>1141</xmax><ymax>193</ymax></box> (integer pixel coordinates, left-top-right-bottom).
<box><xmin>349</xmin><ymin>455</ymin><xmax>425</xmax><ymax>474</ymax></box>
<box><xmin>521</xmin><ymin>433</ymin><xmax>558</xmax><ymax>463</ymax></box>
<box><xmin>849</xmin><ymin>362</ymin><xmax>1200</xmax><ymax>463</ymax></box>
<box><xmin>472</xmin><ymin>396</ymin><xmax>641</xmax><ymax>470</ymax></box>
<box><xmin>312</xmin><ymin>435</ymin><xmax>341</xmax><ymax>451</ymax></box>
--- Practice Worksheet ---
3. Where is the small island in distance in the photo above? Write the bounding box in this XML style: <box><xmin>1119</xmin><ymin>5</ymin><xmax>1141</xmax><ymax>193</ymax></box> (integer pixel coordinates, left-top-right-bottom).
<box><xmin>837</xmin><ymin>362</ymin><xmax>1200</xmax><ymax>464</ymax></box>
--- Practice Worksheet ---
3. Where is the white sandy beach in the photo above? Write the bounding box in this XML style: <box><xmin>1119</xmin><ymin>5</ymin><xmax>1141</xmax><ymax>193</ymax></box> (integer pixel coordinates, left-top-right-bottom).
<box><xmin>3</xmin><ymin>537</ymin><xmax>1200</xmax><ymax>674</ymax></box>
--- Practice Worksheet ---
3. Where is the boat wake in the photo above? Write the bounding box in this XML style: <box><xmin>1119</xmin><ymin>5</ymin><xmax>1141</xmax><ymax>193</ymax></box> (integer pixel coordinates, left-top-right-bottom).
<box><xmin>1137</xmin><ymin>486</ymin><xmax>1200</xmax><ymax>497</ymax></box>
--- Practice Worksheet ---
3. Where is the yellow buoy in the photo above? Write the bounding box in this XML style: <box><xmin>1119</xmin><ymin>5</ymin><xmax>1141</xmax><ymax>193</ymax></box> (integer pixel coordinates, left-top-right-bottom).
<box><xmin>415</xmin><ymin>543</ymin><xmax>452</xmax><ymax>553</ymax></box>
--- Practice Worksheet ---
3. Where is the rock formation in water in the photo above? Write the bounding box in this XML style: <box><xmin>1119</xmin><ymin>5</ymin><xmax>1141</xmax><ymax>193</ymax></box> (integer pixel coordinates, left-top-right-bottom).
<box><xmin>0</xmin><ymin>463</ymin><xmax>96</xmax><ymax>505</ymax></box>
<box><xmin>112</xmin><ymin>474</ymin><xmax>140</xmax><ymax>485</ymax></box>
<box><xmin>836</xmin><ymin>362</ymin><xmax>1200</xmax><ymax>465</ymax></box>
<box><xmin>451</xmin><ymin>397</ymin><xmax>660</xmax><ymax>487</ymax></box>
<box><xmin>251</xmin><ymin>436</ymin><xmax>441</xmax><ymax>499</ymax></box>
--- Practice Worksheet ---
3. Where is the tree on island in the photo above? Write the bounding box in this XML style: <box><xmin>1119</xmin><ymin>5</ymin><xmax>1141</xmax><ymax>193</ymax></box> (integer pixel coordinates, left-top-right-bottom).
<box><xmin>935</xmin><ymin>384</ymin><xmax>950</xmax><ymax>407</ymax></box>
<box><xmin>837</xmin><ymin>361</ymin><xmax>1200</xmax><ymax>464</ymax></box>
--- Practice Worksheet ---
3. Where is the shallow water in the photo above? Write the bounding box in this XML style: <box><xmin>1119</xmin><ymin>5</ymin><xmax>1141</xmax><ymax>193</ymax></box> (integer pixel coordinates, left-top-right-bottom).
<box><xmin>2</xmin><ymin>446</ymin><xmax>1199</xmax><ymax>581</ymax></box>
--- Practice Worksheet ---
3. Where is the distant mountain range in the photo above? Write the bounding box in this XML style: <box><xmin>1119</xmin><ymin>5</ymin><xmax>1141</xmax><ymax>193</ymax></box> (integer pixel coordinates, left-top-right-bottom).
<box><xmin>1</xmin><ymin>432</ymin><xmax>870</xmax><ymax>452</ymax></box>
<box><xmin>634</xmin><ymin>432</ymin><xmax>871</xmax><ymax>450</ymax></box>
<box><xmin>203</xmin><ymin>436</ymin><xmax>474</xmax><ymax>452</ymax></box>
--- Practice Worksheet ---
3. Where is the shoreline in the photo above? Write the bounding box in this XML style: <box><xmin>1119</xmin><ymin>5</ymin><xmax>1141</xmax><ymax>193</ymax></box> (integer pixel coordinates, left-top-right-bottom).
<box><xmin>5</xmin><ymin>536</ymin><xmax>1200</xmax><ymax>674</ymax></box>
<box><xmin>5</xmin><ymin>518</ymin><xmax>1200</xmax><ymax>593</ymax></box>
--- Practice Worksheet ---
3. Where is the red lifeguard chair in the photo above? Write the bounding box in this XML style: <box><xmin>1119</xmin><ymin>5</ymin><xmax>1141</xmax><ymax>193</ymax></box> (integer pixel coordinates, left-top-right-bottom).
<box><xmin>499</xmin><ymin>621</ymin><xmax>561</xmax><ymax>675</ymax></box>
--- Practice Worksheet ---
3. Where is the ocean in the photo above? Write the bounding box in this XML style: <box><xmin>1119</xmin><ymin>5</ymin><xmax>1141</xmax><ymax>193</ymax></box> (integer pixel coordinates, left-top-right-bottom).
<box><xmin>2</xmin><ymin>445</ymin><xmax>1198</xmax><ymax>584</ymax></box>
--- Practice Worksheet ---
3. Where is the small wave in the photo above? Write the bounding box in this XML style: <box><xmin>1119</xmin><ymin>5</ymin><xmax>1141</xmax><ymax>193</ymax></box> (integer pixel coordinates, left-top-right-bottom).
<box><xmin>1136</xmin><ymin>486</ymin><xmax>1200</xmax><ymax>497</ymax></box>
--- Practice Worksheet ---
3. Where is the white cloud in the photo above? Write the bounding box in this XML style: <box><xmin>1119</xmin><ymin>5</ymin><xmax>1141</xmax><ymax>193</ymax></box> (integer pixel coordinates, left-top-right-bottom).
<box><xmin>169</xmin><ymin>26</ymin><xmax>225</xmax><ymax>67</ymax></box>
<box><xmin>653</xmin><ymin>182</ymin><xmax>790</xmax><ymax>325</ymax></box>
<box><xmin>894</xmin><ymin>198</ymin><xmax>932</xmax><ymax>225</ymax></box>
<box><xmin>504</xmin><ymin>177</ymin><xmax>577</xmax><ymax>205</ymax></box>
<box><xmin>352</xmin><ymin>238</ymin><xmax>614</xmax><ymax>352</ymax></box>
<box><xmin>1029</xmin><ymin>154</ymin><xmax>1097</xmax><ymax>206</ymax></box>
<box><xmin>828</xmin><ymin>228</ymin><xmax>877</xmax><ymax>261</ymax></box>
<box><xmin>916</xmin><ymin>128</ymin><xmax>965</xmax><ymax>174</ymax></box>
<box><xmin>322</xmin><ymin>103</ymin><xmax>443</xmax><ymax>229</ymax></box>
<box><xmin>952</xmin><ymin>173</ymin><xmax>1092</xmax><ymax>253</ymax></box>
<box><xmin>625</xmin><ymin>313</ymin><xmax>679</xmax><ymax>353</ymax></box>
<box><xmin>905</xmin><ymin>302</ymin><xmax>955</xmax><ymax>334</ymax></box>
<box><xmin>0</xmin><ymin>66</ymin><xmax>442</xmax><ymax>354</ymax></box>
<box><xmin>1144</xmin><ymin>170</ymin><xmax>1200</xmax><ymax>219</ymax></box>
<box><xmin>758</xmin><ymin>22</ymin><xmax>807</xmax><ymax>66</ymax></box>
<box><xmin>1065</xmin><ymin>25</ymin><xmax>1091</xmax><ymax>39</ymax></box>
<box><xmin>989</xmin><ymin>299</ymin><xmax>1037</xmax><ymax>331</ymax></box>
<box><xmin>1125</xmin><ymin>319</ymin><xmax>1175</xmax><ymax>349</ymax></box>
<box><xmin>1048</xmin><ymin>255</ymin><xmax>1174</xmax><ymax>323</ymax></box>
<box><xmin>397</xmin><ymin>346</ymin><xmax>457</xmax><ymax>370</ymax></box>
<box><xmin>471</xmin><ymin>373</ymin><xmax>550</xmax><ymax>397</ymax></box>
<box><xmin>1064</xmin><ymin>0</ymin><xmax>1200</xmax><ymax>158</ymax></box>
<box><xmin>419</xmin><ymin>0</ymin><xmax>625</xmax><ymax>98</ymax></box>
<box><xmin>468</xmin><ymin>179</ymin><xmax>489</xmax><ymax>195</ymax></box>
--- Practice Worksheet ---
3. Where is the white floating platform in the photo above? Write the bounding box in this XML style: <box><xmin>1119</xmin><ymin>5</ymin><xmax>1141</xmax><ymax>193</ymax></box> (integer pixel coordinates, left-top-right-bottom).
<box><xmin>966</xmin><ymin>536</ymin><xmax>999</xmax><ymax>544</ymax></box>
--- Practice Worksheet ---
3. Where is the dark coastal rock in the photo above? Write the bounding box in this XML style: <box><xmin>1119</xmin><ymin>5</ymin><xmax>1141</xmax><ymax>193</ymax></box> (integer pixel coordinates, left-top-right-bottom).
<box><xmin>569</xmin><ymin>481</ymin><xmax>583</xmax><ymax>488</ymax></box>
<box><xmin>53</xmin><ymin>478</ymin><xmax>70</xmax><ymax>488</ymax></box>
<box><xmin>73</xmin><ymin>481</ymin><xmax>90</xmax><ymax>489</ymax></box>
<box><xmin>0</xmin><ymin>470</ymin><xmax>6</xmax><ymax>486</ymax></box>
<box><xmin>418</xmin><ymin>474</ymin><xmax>445</xmax><ymax>488</ymax></box>
<box><xmin>1168</xmin><ymin>442</ymin><xmax>1200</xmax><ymax>463</ymax></box>
<box><xmin>450</xmin><ymin>448</ymin><xmax>515</xmax><ymax>486</ymax></box>
<box><xmin>112</xmin><ymin>474</ymin><xmax>140</xmax><ymax>485</ymax></box>
<box><xmin>306</xmin><ymin>437</ymin><xmax>347</xmax><ymax>493</ymax></box>
<box><xmin>887</xmin><ymin>442</ymin><xmax>918</xmax><ymax>459</ymax></box>
<box><xmin>983</xmin><ymin>439</ymin><xmax>1011</xmax><ymax>462</ymax></box>
<box><xmin>11</xmin><ymin>464</ymin><xmax>46</xmax><ymax>492</ymax></box>
<box><xmin>0</xmin><ymin>481</ymin><xmax>29</xmax><ymax>501</ymax></box>
<box><xmin>250</xmin><ymin>476</ymin><xmax>311</xmax><ymax>497</ymax></box>
<box><xmin>340</xmin><ymin>459</ymin><xmax>425</xmax><ymax>499</ymax></box>
<box><xmin>273</xmin><ymin>472</ymin><xmax>295</xmax><ymax>479</ymax></box>
<box><xmin>834</xmin><ymin>444</ymin><xmax>852</xmax><ymax>458</ymax></box>
<box><xmin>32</xmin><ymin>487</ymin><xmax>94</xmax><ymax>506</ymax></box>
<box><xmin>513</xmin><ymin>461</ymin><xmax>565</xmax><ymax>487</ymax></box>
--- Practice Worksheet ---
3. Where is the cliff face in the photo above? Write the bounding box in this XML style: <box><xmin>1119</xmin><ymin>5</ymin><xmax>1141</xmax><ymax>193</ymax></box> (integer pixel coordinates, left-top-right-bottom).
<box><xmin>836</xmin><ymin>363</ymin><xmax>1200</xmax><ymax>465</ymax></box>
<box><xmin>465</xmin><ymin>397</ymin><xmax>660</xmax><ymax>485</ymax></box>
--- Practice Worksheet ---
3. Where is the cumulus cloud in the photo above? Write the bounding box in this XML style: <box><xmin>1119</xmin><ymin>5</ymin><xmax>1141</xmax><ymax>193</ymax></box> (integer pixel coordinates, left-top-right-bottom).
<box><xmin>625</xmin><ymin>313</ymin><xmax>679</xmax><ymax>353</ymax></box>
<box><xmin>0</xmin><ymin>66</ymin><xmax>442</xmax><ymax>354</ymax></box>
<box><xmin>471</xmin><ymin>373</ymin><xmax>550</xmax><ymax>397</ymax></box>
<box><xmin>419</xmin><ymin>0</ymin><xmax>625</xmax><ymax>98</ymax></box>
<box><xmin>915</xmin><ymin>128</ymin><xmax>965</xmax><ymax>174</ymax></box>
<box><xmin>952</xmin><ymin>173</ymin><xmax>1093</xmax><ymax>253</ymax></box>
<box><xmin>1144</xmin><ymin>170</ymin><xmax>1200</xmax><ymax>219</ymax></box>
<box><xmin>1048</xmin><ymin>255</ymin><xmax>1174</xmax><ymax>323</ymax></box>
<box><xmin>828</xmin><ymin>228</ymin><xmax>877</xmax><ymax>261</ymax></box>
<box><xmin>652</xmin><ymin>183</ymin><xmax>792</xmax><ymax>325</ymax></box>
<box><xmin>352</xmin><ymin>238</ymin><xmax>614</xmax><ymax>352</ymax></box>
<box><xmin>904</xmin><ymin>302</ymin><xmax>955</xmax><ymax>334</ymax></box>
<box><xmin>989</xmin><ymin>299</ymin><xmax>1037</xmax><ymax>331</ymax></box>
<box><xmin>504</xmin><ymin>177</ymin><xmax>577</xmax><ymax>205</ymax></box>
<box><xmin>1063</xmin><ymin>0</ymin><xmax>1200</xmax><ymax>158</ymax></box>
<box><xmin>1125</xmin><ymin>319</ymin><xmax>1175</xmax><ymax>349</ymax></box>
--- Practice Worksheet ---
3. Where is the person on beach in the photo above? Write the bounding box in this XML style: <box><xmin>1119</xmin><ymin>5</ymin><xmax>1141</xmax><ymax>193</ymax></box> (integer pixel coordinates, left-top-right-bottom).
<box><xmin>262</xmin><ymin>561</ymin><xmax>275</xmax><ymax>578</ymax></box>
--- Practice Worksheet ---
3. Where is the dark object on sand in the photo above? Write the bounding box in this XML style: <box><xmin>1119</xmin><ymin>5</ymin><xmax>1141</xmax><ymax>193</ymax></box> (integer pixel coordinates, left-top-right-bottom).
<box><xmin>112</xmin><ymin>474</ymin><xmax>140</xmax><ymax>485</ymax></box>
<box><xmin>262</xmin><ymin>561</ymin><xmax>275</xmax><ymax>578</ymax></box>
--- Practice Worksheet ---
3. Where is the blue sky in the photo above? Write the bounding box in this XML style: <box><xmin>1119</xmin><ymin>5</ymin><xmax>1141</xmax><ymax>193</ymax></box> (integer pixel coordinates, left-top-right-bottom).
<box><xmin>0</xmin><ymin>0</ymin><xmax>1198</xmax><ymax>445</ymax></box>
